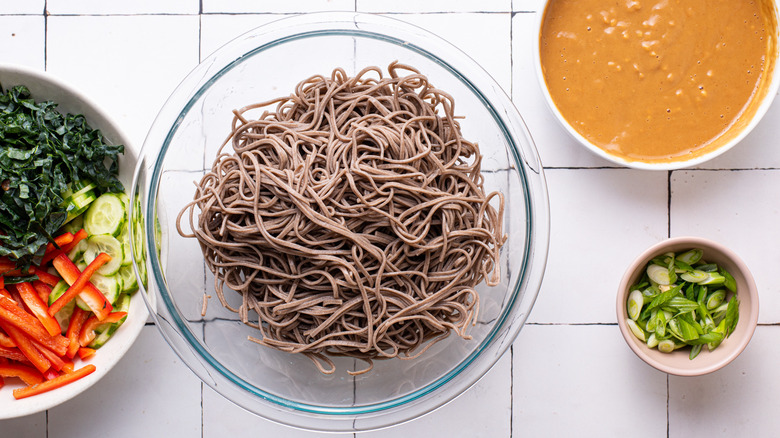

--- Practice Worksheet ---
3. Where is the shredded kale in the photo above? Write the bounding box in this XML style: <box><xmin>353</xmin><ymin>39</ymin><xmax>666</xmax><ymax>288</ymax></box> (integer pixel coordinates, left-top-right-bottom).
<box><xmin>0</xmin><ymin>85</ymin><xmax>124</xmax><ymax>267</ymax></box>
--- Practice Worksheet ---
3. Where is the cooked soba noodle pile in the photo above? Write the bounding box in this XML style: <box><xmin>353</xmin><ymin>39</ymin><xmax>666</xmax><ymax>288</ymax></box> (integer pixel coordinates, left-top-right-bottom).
<box><xmin>177</xmin><ymin>62</ymin><xmax>506</xmax><ymax>374</ymax></box>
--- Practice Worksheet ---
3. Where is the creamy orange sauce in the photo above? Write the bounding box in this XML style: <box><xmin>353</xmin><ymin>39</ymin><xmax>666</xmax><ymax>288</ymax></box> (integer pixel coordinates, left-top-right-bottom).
<box><xmin>540</xmin><ymin>0</ymin><xmax>777</xmax><ymax>163</ymax></box>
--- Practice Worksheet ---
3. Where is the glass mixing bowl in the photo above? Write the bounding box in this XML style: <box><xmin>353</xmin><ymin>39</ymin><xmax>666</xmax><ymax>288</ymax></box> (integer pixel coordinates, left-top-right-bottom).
<box><xmin>131</xmin><ymin>11</ymin><xmax>549</xmax><ymax>432</ymax></box>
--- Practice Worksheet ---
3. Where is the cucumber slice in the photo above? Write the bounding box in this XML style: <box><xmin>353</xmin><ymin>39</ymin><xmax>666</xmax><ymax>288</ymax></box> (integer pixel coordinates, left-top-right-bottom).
<box><xmin>117</xmin><ymin>265</ymin><xmax>138</xmax><ymax>294</ymax></box>
<box><xmin>117</xmin><ymin>223</ymin><xmax>133</xmax><ymax>266</ymax></box>
<box><xmin>53</xmin><ymin>299</ymin><xmax>75</xmax><ymax>334</ymax></box>
<box><xmin>62</xmin><ymin>214</ymin><xmax>84</xmax><ymax>235</ymax></box>
<box><xmin>89</xmin><ymin>273</ymin><xmax>122</xmax><ymax>305</ymax></box>
<box><xmin>48</xmin><ymin>280</ymin><xmax>69</xmax><ymax>306</ymax></box>
<box><xmin>88</xmin><ymin>294</ymin><xmax>130</xmax><ymax>349</ymax></box>
<box><xmin>83</xmin><ymin>234</ymin><xmax>123</xmax><ymax>276</ymax></box>
<box><xmin>67</xmin><ymin>238</ymin><xmax>88</xmax><ymax>262</ymax></box>
<box><xmin>84</xmin><ymin>193</ymin><xmax>126</xmax><ymax>237</ymax></box>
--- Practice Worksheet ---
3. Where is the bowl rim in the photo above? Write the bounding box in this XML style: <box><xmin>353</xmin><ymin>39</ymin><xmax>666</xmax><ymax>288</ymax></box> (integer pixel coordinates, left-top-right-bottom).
<box><xmin>616</xmin><ymin>236</ymin><xmax>759</xmax><ymax>376</ymax></box>
<box><xmin>532</xmin><ymin>0</ymin><xmax>780</xmax><ymax>170</ymax></box>
<box><xmin>0</xmin><ymin>63</ymin><xmax>147</xmax><ymax>419</ymax></box>
<box><xmin>133</xmin><ymin>11</ymin><xmax>550</xmax><ymax>431</ymax></box>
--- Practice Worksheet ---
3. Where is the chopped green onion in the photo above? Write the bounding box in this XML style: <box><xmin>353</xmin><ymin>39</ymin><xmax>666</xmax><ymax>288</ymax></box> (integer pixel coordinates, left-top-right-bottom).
<box><xmin>647</xmin><ymin>264</ymin><xmax>675</xmax><ymax>285</ymax></box>
<box><xmin>627</xmin><ymin>290</ymin><xmax>644</xmax><ymax>320</ymax></box>
<box><xmin>626</xmin><ymin>319</ymin><xmax>646</xmax><ymax>342</ymax></box>
<box><xmin>626</xmin><ymin>248</ymin><xmax>739</xmax><ymax>360</ymax></box>
<box><xmin>678</xmin><ymin>249</ymin><xmax>703</xmax><ymax>265</ymax></box>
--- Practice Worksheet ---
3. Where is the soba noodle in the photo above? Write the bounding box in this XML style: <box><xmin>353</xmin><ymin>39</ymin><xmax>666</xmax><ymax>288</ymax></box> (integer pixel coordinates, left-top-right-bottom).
<box><xmin>177</xmin><ymin>62</ymin><xmax>506</xmax><ymax>374</ymax></box>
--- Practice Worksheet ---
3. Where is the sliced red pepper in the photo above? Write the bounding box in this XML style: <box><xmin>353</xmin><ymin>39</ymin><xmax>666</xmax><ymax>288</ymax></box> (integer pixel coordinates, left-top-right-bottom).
<box><xmin>34</xmin><ymin>270</ymin><xmax>61</xmax><ymax>288</ymax></box>
<box><xmin>16</xmin><ymin>282</ymin><xmax>61</xmax><ymax>337</ymax></box>
<box><xmin>0</xmin><ymin>345</ymin><xmax>28</xmax><ymax>362</ymax></box>
<box><xmin>0</xmin><ymin>288</ymin><xmax>12</xmax><ymax>300</ymax></box>
<box><xmin>61</xmin><ymin>360</ymin><xmax>74</xmax><ymax>374</ymax></box>
<box><xmin>40</xmin><ymin>229</ymin><xmax>87</xmax><ymax>266</ymax></box>
<box><xmin>77</xmin><ymin>347</ymin><xmax>95</xmax><ymax>360</ymax></box>
<box><xmin>0</xmin><ymin>276</ymin><xmax>4</xmax><ymax>291</ymax></box>
<box><xmin>0</xmin><ymin>362</ymin><xmax>44</xmax><ymax>386</ymax></box>
<box><xmin>65</xmin><ymin>307</ymin><xmax>90</xmax><ymax>359</ymax></box>
<box><xmin>43</xmin><ymin>232</ymin><xmax>74</xmax><ymax>256</ymax></box>
<box><xmin>32</xmin><ymin>280</ymin><xmax>53</xmax><ymax>304</ymax></box>
<box><xmin>13</xmin><ymin>364</ymin><xmax>95</xmax><ymax>399</ymax></box>
<box><xmin>32</xmin><ymin>341</ymin><xmax>67</xmax><ymax>372</ymax></box>
<box><xmin>79</xmin><ymin>312</ymin><xmax>127</xmax><ymax>347</ymax></box>
<box><xmin>0</xmin><ymin>296</ymin><xmax>68</xmax><ymax>355</ymax></box>
<box><xmin>0</xmin><ymin>321</ymin><xmax>50</xmax><ymax>373</ymax></box>
<box><xmin>0</xmin><ymin>257</ymin><xmax>15</xmax><ymax>273</ymax></box>
<box><xmin>0</xmin><ymin>330</ymin><xmax>15</xmax><ymax>348</ymax></box>
<box><xmin>50</xmin><ymin>253</ymin><xmax>113</xmax><ymax>320</ymax></box>
<box><xmin>43</xmin><ymin>368</ymin><xmax>60</xmax><ymax>381</ymax></box>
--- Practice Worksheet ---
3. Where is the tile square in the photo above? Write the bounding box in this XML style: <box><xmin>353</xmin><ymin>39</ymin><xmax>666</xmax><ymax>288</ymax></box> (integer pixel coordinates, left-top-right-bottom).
<box><xmin>668</xmin><ymin>325</ymin><xmax>780</xmax><ymax>436</ymax></box>
<box><xmin>203</xmin><ymin>385</ymin><xmax>353</xmax><ymax>437</ymax></box>
<box><xmin>0</xmin><ymin>412</ymin><xmax>46</xmax><ymax>437</ymax></box>
<box><xmin>670</xmin><ymin>169</ymin><xmax>780</xmax><ymax>323</ymax></box>
<box><xmin>0</xmin><ymin>16</ymin><xmax>44</xmax><ymax>71</ymax></box>
<box><xmin>48</xmin><ymin>326</ymin><xmax>202</xmax><ymax>438</ymax></box>
<box><xmin>200</xmin><ymin>14</ymin><xmax>290</xmax><ymax>59</ymax></box>
<box><xmin>46</xmin><ymin>15</ymin><xmax>200</xmax><ymax>152</ymax></box>
<box><xmin>0</xmin><ymin>0</ymin><xmax>44</xmax><ymax>14</ymax></box>
<box><xmin>512</xmin><ymin>324</ymin><xmax>668</xmax><ymax>437</ymax></box>
<box><xmin>357</xmin><ymin>0</ymin><xmax>511</xmax><ymax>13</ymax></box>
<box><xmin>202</xmin><ymin>0</ymin><xmax>353</xmax><ymax>14</ymax></box>
<box><xmin>360</xmin><ymin>352</ymin><xmax>512</xmax><ymax>437</ymax></box>
<box><xmin>387</xmin><ymin>13</ymin><xmax>512</xmax><ymax>93</ymax></box>
<box><xmin>47</xmin><ymin>0</ymin><xmax>199</xmax><ymax>15</ymax></box>
<box><xmin>529</xmin><ymin>168</ymin><xmax>668</xmax><ymax>324</ymax></box>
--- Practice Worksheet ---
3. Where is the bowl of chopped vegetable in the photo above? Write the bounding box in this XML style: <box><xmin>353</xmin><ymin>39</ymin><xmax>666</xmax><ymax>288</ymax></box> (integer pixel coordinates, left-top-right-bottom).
<box><xmin>617</xmin><ymin>236</ymin><xmax>758</xmax><ymax>376</ymax></box>
<box><xmin>0</xmin><ymin>64</ymin><xmax>146</xmax><ymax>419</ymax></box>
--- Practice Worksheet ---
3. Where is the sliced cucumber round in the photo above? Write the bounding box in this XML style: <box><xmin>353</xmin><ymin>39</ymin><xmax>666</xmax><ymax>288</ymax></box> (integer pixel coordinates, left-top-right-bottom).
<box><xmin>67</xmin><ymin>238</ymin><xmax>88</xmax><ymax>262</ymax></box>
<box><xmin>89</xmin><ymin>273</ymin><xmax>122</xmax><ymax>305</ymax></box>
<box><xmin>117</xmin><ymin>223</ymin><xmax>133</xmax><ymax>266</ymax></box>
<box><xmin>84</xmin><ymin>193</ymin><xmax>126</xmax><ymax>237</ymax></box>
<box><xmin>83</xmin><ymin>234</ymin><xmax>123</xmax><ymax>276</ymax></box>
<box><xmin>117</xmin><ymin>264</ymin><xmax>138</xmax><ymax>293</ymax></box>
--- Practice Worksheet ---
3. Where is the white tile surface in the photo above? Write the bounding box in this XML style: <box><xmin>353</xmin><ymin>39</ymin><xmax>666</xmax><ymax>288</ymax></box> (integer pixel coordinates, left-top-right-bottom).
<box><xmin>45</xmin><ymin>15</ymin><xmax>200</xmax><ymax>150</ymax></box>
<box><xmin>670</xmin><ymin>169</ymin><xmax>780</xmax><ymax>323</ymax></box>
<box><xmin>358</xmin><ymin>0</ymin><xmax>511</xmax><ymax>13</ymax></box>
<box><xmin>0</xmin><ymin>16</ymin><xmax>45</xmax><ymax>70</ymax></box>
<box><xmin>202</xmin><ymin>0</ymin><xmax>353</xmax><ymax>14</ymax></box>
<box><xmin>0</xmin><ymin>0</ymin><xmax>44</xmax><ymax>14</ymax></box>
<box><xmin>47</xmin><ymin>0</ymin><xmax>199</xmax><ymax>15</ymax></box>
<box><xmin>47</xmin><ymin>326</ymin><xmax>203</xmax><ymax>438</ymax></box>
<box><xmin>513</xmin><ymin>324</ymin><xmax>668</xmax><ymax>437</ymax></box>
<box><xmin>1</xmin><ymin>2</ymin><xmax>779</xmax><ymax>437</ymax></box>
<box><xmin>530</xmin><ymin>168</ymin><xmax>668</xmax><ymax>324</ymax></box>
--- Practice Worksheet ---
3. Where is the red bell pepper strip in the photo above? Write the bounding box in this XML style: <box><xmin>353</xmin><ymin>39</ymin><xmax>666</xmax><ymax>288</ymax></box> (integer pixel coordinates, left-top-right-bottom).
<box><xmin>32</xmin><ymin>341</ymin><xmax>66</xmax><ymax>372</ymax></box>
<box><xmin>0</xmin><ymin>296</ymin><xmax>68</xmax><ymax>356</ymax></box>
<box><xmin>16</xmin><ymin>282</ymin><xmax>61</xmax><ymax>337</ymax></box>
<box><xmin>13</xmin><ymin>364</ymin><xmax>96</xmax><ymax>399</ymax></box>
<box><xmin>0</xmin><ymin>329</ymin><xmax>15</xmax><ymax>348</ymax></box>
<box><xmin>0</xmin><ymin>288</ymin><xmax>12</xmax><ymax>300</ymax></box>
<box><xmin>32</xmin><ymin>281</ymin><xmax>52</xmax><ymax>304</ymax></box>
<box><xmin>77</xmin><ymin>347</ymin><xmax>96</xmax><ymax>360</ymax></box>
<box><xmin>61</xmin><ymin>360</ymin><xmax>74</xmax><ymax>374</ymax></box>
<box><xmin>40</xmin><ymin>229</ymin><xmax>87</xmax><ymax>266</ymax></box>
<box><xmin>0</xmin><ymin>345</ymin><xmax>28</xmax><ymax>362</ymax></box>
<box><xmin>43</xmin><ymin>368</ymin><xmax>59</xmax><ymax>381</ymax></box>
<box><xmin>50</xmin><ymin>253</ymin><xmax>113</xmax><ymax>320</ymax></box>
<box><xmin>0</xmin><ymin>362</ymin><xmax>44</xmax><ymax>386</ymax></box>
<box><xmin>34</xmin><ymin>270</ymin><xmax>60</xmax><ymax>288</ymax></box>
<box><xmin>0</xmin><ymin>321</ymin><xmax>51</xmax><ymax>373</ymax></box>
<box><xmin>0</xmin><ymin>257</ymin><xmax>15</xmax><ymax>273</ymax></box>
<box><xmin>65</xmin><ymin>307</ymin><xmax>90</xmax><ymax>359</ymax></box>
<box><xmin>78</xmin><ymin>312</ymin><xmax>126</xmax><ymax>347</ymax></box>
<box><xmin>43</xmin><ymin>232</ymin><xmax>74</xmax><ymax>256</ymax></box>
<box><xmin>0</xmin><ymin>276</ymin><xmax>4</xmax><ymax>291</ymax></box>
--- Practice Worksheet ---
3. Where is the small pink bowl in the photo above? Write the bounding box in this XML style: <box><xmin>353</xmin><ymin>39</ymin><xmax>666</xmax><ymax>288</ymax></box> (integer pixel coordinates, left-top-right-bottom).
<box><xmin>616</xmin><ymin>237</ymin><xmax>759</xmax><ymax>376</ymax></box>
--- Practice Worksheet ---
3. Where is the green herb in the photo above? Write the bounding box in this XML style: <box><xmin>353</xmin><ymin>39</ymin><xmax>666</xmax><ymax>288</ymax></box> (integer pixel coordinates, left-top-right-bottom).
<box><xmin>0</xmin><ymin>85</ymin><xmax>123</xmax><ymax>267</ymax></box>
<box><xmin>626</xmin><ymin>248</ymin><xmax>740</xmax><ymax>360</ymax></box>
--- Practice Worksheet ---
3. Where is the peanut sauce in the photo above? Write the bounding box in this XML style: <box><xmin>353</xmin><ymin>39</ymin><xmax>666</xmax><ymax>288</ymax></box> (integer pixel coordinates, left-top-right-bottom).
<box><xmin>540</xmin><ymin>0</ymin><xmax>777</xmax><ymax>163</ymax></box>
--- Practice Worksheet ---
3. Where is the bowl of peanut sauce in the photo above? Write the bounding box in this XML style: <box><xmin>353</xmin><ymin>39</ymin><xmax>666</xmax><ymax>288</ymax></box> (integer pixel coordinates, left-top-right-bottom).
<box><xmin>536</xmin><ymin>0</ymin><xmax>780</xmax><ymax>170</ymax></box>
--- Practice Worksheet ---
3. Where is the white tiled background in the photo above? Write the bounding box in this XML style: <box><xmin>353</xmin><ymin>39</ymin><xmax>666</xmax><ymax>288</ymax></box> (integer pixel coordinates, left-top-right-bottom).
<box><xmin>2</xmin><ymin>1</ymin><xmax>780</xmax><ymax>437</ymax></box>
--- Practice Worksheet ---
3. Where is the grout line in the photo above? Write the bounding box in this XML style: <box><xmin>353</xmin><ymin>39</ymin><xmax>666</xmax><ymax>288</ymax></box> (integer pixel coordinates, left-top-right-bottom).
<box><xmin>509</xmin><ymin>11</ymin><xmax>514</xmax><ymax>99</ymax></box>
<box><xmin>43</xmin><ymin>0</ymin><xmax>48</xmax><ymax>71</ymax></box>
<box><xmin>666</xmin><ymin>374</ymin><xmax>670</xmax><ymax>438</ymax></box>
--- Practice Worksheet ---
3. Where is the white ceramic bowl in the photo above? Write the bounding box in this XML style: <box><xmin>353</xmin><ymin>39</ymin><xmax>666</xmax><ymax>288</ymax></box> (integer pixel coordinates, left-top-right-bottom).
<box><xmin>0</xmin><ymin>64</ymin><xmax>147</xmax><ymax>419</ymax></box>
<box><xmin>533</xmin><ymin>1</ymin><xmax>780</xmax><ymax>170</ymax></box>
